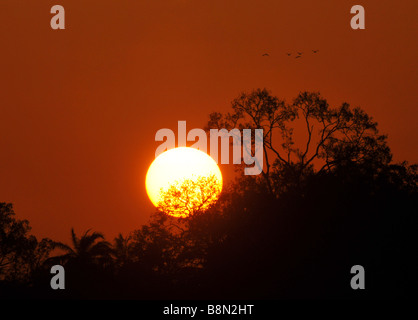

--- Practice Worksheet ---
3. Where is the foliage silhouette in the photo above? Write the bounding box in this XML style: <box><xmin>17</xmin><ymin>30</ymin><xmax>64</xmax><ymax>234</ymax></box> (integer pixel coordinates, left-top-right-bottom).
<box><xmin>0</xmin><ymin>203</ymin><xmax>54</xmax><ymax>283</ymax></box>
<box><xmin>157</xmin><ymin>175</ymin><xmax>222</xmax><ymax>218</ymax></box>
<box><xmin>0</xmin><ymin>89</ymin><xmax>417</xmax><ymax>299</ymax></box>
<box><xmin>50</xmin><ymin>228</ymin><xmax>113</xmax><ymax>268</ymax></box>
<box><xmin>207</xmin><ymin>89</ymin><xmax>391</xmax><ymax>194</ymax></box>
<box><xmin>112</xmin><ymin>233</ymin><xmax>134</xmax><ymax>268</ymax></box>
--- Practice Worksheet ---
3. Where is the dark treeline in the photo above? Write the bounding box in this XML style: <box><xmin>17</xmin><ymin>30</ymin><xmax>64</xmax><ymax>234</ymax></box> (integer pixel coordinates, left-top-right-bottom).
<box><xmin>1</xmin><ymin>89</ymin><xmax>417</xmax><ymax>299</ymax></box>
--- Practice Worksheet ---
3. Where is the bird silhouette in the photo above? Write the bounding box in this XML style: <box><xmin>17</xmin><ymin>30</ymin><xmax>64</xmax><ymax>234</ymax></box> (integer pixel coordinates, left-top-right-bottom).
<box><xmin>297</xmin><ymin>52</ymin><xmax>303</xmax><ymax>55</ymax></box>
<box><xmin>312</xmin><ymin>50</ymin><xmax>319</xmax><ymax>53</ymax></box>
<box><xmin>295</xmin><ymin>55</ymin><xmax>302</xmax><ymax>59</ymax></box>
<box><xmin>286</xmin><ymin>53</ymin><xmax>291</xmax><ymax>56</ymax></box>
<box><xmin>262</xmin><ymin>53</ymin><xmax>270</xmax><ymax>57</ymax></box>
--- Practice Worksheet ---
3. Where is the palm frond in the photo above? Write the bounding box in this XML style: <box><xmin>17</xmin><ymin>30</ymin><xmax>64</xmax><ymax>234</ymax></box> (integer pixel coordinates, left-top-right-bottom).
<box><xmin>52</xmin><ymin>241</ymin><xmax>75</xmax><ymax>254</ymax></box>
<box><xmin>79</xmin><ymin>231</ymin><xmax>105</xmax><ymax>252</ymax></box>
<box><xmin>71</xmin><ymin>228</ymin><xmax>79</xmax><ymax>251</ymax></box>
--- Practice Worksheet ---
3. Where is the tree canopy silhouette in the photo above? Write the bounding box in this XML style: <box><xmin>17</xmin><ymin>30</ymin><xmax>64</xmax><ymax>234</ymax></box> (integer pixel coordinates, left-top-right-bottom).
<box><xmin>157</xmin><ymin>175</ymin><xmax>222</xmax><ymax>218</ymax></box>
<box><xmin>207</xmin><ymin>89</ymin><xmax>392</xmax><ymax>194</ymax></box>
<box><xmin>1</xmin><ymin>89</ymin><xmax>416</xmax><ymax>299</ymax></box>
<box><xmin>51</xmin><ymin>228</ymin><xmax>113</xmax><ymax>268</ymax></box>
<box><xmin>0</xmin><ymin>203</ymin><xmax>54</xmax><ymax>283</ymax></box>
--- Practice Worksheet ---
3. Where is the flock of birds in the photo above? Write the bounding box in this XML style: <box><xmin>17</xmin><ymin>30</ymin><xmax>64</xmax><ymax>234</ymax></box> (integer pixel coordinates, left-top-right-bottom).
<box><xmin>262</xmin><ymin>50</ymin><xmax>319</xmax><ymax>59</ymax></box>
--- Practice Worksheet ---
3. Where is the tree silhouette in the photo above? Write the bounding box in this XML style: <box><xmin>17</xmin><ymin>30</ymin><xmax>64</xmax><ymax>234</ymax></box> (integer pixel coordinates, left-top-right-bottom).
<box><xmin>127</xmin><ymin>175</ymin><xmax>226</xmax><ymax>277</ymax></box>
<box><xmin>52</xmin><ymin>228</ymin><xmax>112</xmax><ymax>268</ymax></box>
<box><xmin>157</xmin><ymin>175</ymin><xmax>222</xmax><ymax>218</ymax></box>
<box><xmin>0</xmin><ymin>203</ymin><xmax>54</xmax><ymax>282</ymax></box>
<box><xmin>1</xmin><ymin>89</ymin><xmax>417</xmax><ymax>299</ymax></box>
<box><xmin>0</xmin><ymin>203</ymin><xmax>31</xmax><ymax>280</ymax></box>
<box><xmin>128</xmin><ymin>212</ymin><xmax>182</xmax><ymax>274</ymax></box>
<box><xmin>207</xmin><ymin>89</ymin><xmax>391</xmax><ymax>194</ymax></box>
<box><xmin>112</xmin><ymin>233</ymin><xmax>134</xmax><ymax>268</ymax></box>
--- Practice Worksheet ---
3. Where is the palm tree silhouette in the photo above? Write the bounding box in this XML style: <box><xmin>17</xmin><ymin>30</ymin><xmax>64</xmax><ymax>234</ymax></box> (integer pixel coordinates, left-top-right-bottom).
<box><xmin>112</xmin><ymin>233</ymin><xmax>133</xmax><ymax>267</ymax></box>
<box><xmin>52</xmin><ymin>228</ymin><xmax>113</xmax><ymax>267</ymax></box>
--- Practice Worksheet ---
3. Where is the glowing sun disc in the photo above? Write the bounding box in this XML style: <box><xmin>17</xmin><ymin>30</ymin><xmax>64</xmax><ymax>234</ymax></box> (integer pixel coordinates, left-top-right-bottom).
<box><xmin>145</xmin><ymin>147</ymin><xmax>223</xmax><ymax>216</ymax></box>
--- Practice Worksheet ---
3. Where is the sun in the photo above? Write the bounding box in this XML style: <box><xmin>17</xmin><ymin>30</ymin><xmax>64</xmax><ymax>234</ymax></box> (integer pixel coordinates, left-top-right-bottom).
<box><xmin>145</xmin><ymin>147</ymin><xmax>223</xmax><ymax>217</ymax></box>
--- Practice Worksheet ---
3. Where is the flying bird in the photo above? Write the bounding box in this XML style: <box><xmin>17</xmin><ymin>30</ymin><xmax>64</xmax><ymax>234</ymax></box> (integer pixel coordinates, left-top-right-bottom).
<box><xmin>286</xmin><ymin>53</ymin><xmax>291</xmax><ymax>56</ymax></box>
<box><xmin>295</xmin><ymin>55</ymin><xmax>302</xmax><ymax>59</ymax></box>
<box><xmin>297</xmin><ymin>52</ymin><xmax>303</xmax><ymax>55</ymax></box>
<box><xmin>312</xmin><ymin>50</ymin><xmax>319</xmax><ymax>53</ymax></box>
<box><xmin>262</xmin><ymin>53</ymin><xmax>270</xmax><ymax>57</ymax></box>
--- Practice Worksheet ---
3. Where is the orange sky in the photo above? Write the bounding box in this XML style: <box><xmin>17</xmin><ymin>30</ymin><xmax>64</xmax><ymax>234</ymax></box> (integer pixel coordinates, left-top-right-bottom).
<box><xmin>0</xmin><ymin>0</ymin><xmax>417</xmax><ymax>243</ymax></box>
